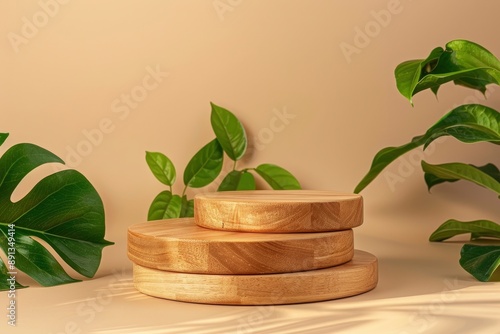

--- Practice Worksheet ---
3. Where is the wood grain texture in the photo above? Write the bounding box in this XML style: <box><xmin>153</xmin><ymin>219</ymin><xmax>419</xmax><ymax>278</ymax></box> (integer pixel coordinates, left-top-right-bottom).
<box><xmin>132</xmin><ymin>250</ymin><xmax>378</xmax><ymax>305</ymax></box>
<box><xmin>195</xmin><ymin>190</ymin><xmax>363</xmax><ymax>232</ymax></box>
<box><xmin>128</xmin><ymin>218</ymin><xmax>354</xmax><ymax>274</ymax></box>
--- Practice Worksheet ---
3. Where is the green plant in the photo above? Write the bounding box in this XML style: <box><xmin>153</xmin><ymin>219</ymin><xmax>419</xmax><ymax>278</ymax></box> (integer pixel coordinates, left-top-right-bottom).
<box><xmin>0</xmin><ymin>133</ymin><xmax>113</xmax><ymax>290</ymax></box>
<box><xmin>146</xmin><ymin>102</ymin><xmax>301</xmax><ymax>220</ymax></box>
<box><xmin>355</xmin><ymin>40</ymin><xmax>500</xmax><ymax>281</ymax></box>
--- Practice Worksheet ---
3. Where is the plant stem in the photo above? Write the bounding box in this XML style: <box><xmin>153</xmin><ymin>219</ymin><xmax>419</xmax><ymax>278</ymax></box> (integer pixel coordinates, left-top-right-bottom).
<box><xmin>232</xmin><ymin>160</ymin><xmax>237</xmax><ymax>171</ymax></box>
<box><xmin>181</xmin><ymin>185</ymin><xmax>187</xmax><ymax>198</ymax></box>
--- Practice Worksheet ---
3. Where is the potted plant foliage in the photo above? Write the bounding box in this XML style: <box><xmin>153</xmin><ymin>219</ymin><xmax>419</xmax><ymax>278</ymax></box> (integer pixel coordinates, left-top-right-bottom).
<box><xmin>355</xmin><ymin>40</ymin><xmax>500</xmax><ymax>281</ymax></box>
<box><xmin>145</xmin><ymin>102</ymin><xmax>301</xmax><ymax>220</ymax></box>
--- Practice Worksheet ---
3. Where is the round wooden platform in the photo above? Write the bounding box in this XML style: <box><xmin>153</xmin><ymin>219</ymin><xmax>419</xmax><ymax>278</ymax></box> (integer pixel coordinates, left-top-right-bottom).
<box><xmin>128</xmin><ymin>218</ymin><xmax>354</xmax><ymax>274</ymax></box>
<box><xmin>194</xmin><ymin>190</ymin><xmax>363</xmax><ymax>232</ymax></box>
<box><xmin>132</xmin><ymin>250</ymin><xmax>378</xmax><ymax>305</ymax></box>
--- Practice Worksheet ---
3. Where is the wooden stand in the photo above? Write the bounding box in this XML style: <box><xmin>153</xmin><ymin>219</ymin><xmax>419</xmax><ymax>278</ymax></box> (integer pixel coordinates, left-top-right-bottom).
<box><xmin>129</xmin><ymin>190</ymin><xmax>377</xmax><ymax>305</ymax></box>
<box><xmin>194</xmin><ymin>190</ymin><xmax>363</xmax><ymax>232</ymax></box>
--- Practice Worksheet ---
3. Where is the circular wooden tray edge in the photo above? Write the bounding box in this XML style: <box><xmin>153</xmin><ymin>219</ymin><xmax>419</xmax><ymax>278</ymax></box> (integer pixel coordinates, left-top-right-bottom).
<box><xmin>132</xmin><ymin>250</ymin><xmax>378</xmax><ymax>305</ymax></box>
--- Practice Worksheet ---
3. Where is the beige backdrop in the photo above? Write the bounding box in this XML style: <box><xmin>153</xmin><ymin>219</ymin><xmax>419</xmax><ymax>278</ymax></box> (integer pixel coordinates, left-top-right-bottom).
<box><xmin>1</xmin><ymin>0</ymin><xmax>499</xmax><ymax>280</ymax></box>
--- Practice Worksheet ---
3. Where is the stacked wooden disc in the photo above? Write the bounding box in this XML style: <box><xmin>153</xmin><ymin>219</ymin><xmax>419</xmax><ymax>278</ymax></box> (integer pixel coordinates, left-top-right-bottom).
<box><xmin>128</xmin><ymin>190</ymin><xmax>378</xmax><ymax>305</ymax></box>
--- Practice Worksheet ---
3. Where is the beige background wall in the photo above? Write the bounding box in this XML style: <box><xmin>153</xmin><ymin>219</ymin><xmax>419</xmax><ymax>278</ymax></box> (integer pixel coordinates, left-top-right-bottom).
<box><xmin>1</xmin><ymin>0</ymin><xmax>499</xmax><ymax>279</ymax></box>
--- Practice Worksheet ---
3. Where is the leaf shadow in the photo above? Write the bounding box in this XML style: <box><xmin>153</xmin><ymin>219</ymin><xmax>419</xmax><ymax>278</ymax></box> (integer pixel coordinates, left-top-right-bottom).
<box><xmin>88</xmin><ymin>287</ymin><xmax>500</xmax><ymax>334</ymax></box>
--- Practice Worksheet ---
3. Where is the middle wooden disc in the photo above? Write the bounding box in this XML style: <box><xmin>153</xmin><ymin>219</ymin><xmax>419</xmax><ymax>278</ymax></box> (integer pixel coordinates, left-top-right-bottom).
<box><xmin>128</xmin><ymin>218</ymin><xmax>354</xmax><ymax>275</ymax></box>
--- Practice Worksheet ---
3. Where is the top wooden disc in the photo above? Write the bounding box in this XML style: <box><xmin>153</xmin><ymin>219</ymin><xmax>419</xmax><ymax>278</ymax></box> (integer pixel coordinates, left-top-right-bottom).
<box><xmin>194</xmin><ymin>190</ymin><xmax>363</xmax><ymax>232</ymax></box>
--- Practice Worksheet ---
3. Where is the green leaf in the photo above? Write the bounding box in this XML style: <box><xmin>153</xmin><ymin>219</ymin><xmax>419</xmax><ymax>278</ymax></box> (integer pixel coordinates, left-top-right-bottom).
<box><xmin>354</xmin><ymin>136</ymin><xmax>426</xmax><ymax>193</ymax></box>
<box><xmin>145</xmin><ymin>151</ymin><xmax>176</xmax><ymax>186</ymax></box>
<box><xmin>147</xmin><ymin>191</ymin><xmax>182</xmax><ymax>220</ymax></box>
<box><xmin>395</xmin><ymin>40</ymin><xmax>500</xmax><ymax>103</ymax></box>
<box><xmin>422</xmin><ymin>161</ymin><xmax>500</xmax><ymax>195</ymax></box>
<box><xmin>218</xmin><ymin>170</ymin><xmax>241</xmax><ymax>191</ymax></box>
<box><xmin>424</xmin><ymin>104</ymin><xmax>500</xmax><ymax>148</ymax></box>
<box><xmin>0</xmin><ymin>257</ymin><xmax>25</xmax><ymax>290</ymax></box>
<box><xmin>423</xmin><ymin>172</ymin><xmax>454</xmax><ymax>190</ymax></box>
<box><xmin>210</xmin><ymin>102</ymin><xmax>247</xmax><ymax>161</ymax></box>
<box><xmin>185</xmin><ymin>200</ymin><xmax>194</xmax><ymax>217</ymax></box>
<box><xmin>395</xmin><ymin>47</ymin><xmax>444</xmax><ymax>103</ymax></box>
<box><xmin>1</xmin><ymin>232</ymin><xmax>79</xmax><ymax>286</ymax></box>
<box><xmin>218</xmin><ymin>170</ymin><xmax>256</xmax><ymax>191</ymax></box>
<box><xmin>238</xmin><ymin>171</ymin><xmax>256</xmax><ymax>190</ymax></box>
<box><xmin>355</xmin><ymin>103</ymin><xmax>500</xmax><ymax>193</ymax></box>
<box><xmin>460</xmin><ymin>244</ymin><xmax>500</xmax><ymax>281</ymax></box>
<box><xmin>453</xmin><ymin>77</ymin><xmax>488</xmax><ymax>94</ymax></box>
<box><xmin>0</xmin><ymin>143</ymin><xmax>113</xmax><ymax>289</ymax></box>
<box><xmin>180</xmin><ymin>196</ymin><xmax>194</xmax><ymax>218</ymax></box>
<box><xmin>425</xmin><ymin>163</ymin><xmax>500</xmax><ymax>190</ymax></box>
<box><xmin>183</xmin><ymin>139</ymin><xmax>224</xmax><ymax>188</ymax></box>
<box><xmin>429</xmin><ymin>219</ymin><xmax>500</xmax><ymax>242</ymax></box>
<box><xmin>255</xmin><ymin>164</ymin><xmax>301</xmax><ymax>190</ymax></box>
<box><xmin>0</xmin><ymin>133</ymin><xmax>8</xmax><ymax>146</ymax></box>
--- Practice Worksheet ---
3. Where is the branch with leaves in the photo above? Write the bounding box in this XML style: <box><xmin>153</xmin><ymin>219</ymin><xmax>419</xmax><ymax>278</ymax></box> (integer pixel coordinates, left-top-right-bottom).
<box><xmin>146</xmin><ymin>102</ymin><xmax>301</xmax><ymax>220</ymax></box>
<box><xmin>355</xmin><ymin>40</ymin><xmax>500</xmax><ymax>281</ymax></box>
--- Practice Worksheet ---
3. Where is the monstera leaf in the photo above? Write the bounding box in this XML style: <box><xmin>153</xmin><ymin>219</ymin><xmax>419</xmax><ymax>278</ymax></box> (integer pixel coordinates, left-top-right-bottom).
<box><xmin>0</xmin><ymin>133</ymin><xmax>113</xmax><ymax>290</ymax></box>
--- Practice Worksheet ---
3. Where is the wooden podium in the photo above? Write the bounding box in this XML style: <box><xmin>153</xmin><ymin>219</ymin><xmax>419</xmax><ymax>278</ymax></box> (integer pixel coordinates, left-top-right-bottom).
<box><xmin>128</xmin><ymin>190</ymin><xmax>377</xmax><ymax>305</ymax></box>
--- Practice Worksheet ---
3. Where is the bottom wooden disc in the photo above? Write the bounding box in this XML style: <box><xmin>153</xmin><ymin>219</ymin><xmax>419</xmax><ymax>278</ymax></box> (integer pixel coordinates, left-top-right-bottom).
<box><xmin>132</xmin><ymin>250</ymin><xmax>378</xmax><ymax>305</ymax></box>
